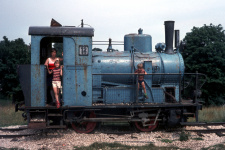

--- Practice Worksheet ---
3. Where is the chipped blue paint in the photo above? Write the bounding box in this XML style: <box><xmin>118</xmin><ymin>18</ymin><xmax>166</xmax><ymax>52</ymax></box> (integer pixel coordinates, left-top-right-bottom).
<box><xmin>31</xmin><ymin>65</ymin><xmax>46</xmax><ymax>106</ymax></box>
<box><xmin>124</xmin><ymin>29</ymin><xmax>152</xmax><ymax>53</ymax></box>
<box><xmin>63</xmin><ymin>37</ymin><xmax>92</xmax><ymax>106</ymax></box>
<box><xmin>31</xmin><ymin>36</ymin><xmax>46</xmax><ymax>107</ymax></box>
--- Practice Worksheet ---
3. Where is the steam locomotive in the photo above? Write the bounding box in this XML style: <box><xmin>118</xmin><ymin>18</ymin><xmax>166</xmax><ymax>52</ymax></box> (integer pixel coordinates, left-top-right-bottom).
<box><xmin>16</xmin><ymin>20</ymin><xmax>205</xmax><ymax>133</ymax></box>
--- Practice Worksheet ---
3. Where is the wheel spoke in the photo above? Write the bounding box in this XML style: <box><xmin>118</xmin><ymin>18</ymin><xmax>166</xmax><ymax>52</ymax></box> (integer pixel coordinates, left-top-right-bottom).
<box><xmin>71</xmin><ymin>111</ymin><xmax>97</xmax><ymax>133</ymax></box>
<box><xmin>134</xmin><ymin>117</ymin><xmax>158</xmax><ymax>132</ymax></box>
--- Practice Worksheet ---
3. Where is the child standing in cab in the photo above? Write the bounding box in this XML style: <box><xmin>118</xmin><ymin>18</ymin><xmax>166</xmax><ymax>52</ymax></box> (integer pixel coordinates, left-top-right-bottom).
<box><xmin>48</xmin><ymin>60</ymin><xmax>63</xmax><ymax>108</ymax></box>
<box><xmin>135</xmin><ymin>63</ymin><xmax>148</xmax><ymax>99</ymax></box>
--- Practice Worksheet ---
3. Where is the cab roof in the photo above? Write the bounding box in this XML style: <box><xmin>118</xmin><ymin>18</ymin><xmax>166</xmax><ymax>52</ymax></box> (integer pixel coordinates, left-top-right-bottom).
<box><xmin>28</xmin><ymin>26</ymin><xmax>94</xmax><ymax>37</ymax></box>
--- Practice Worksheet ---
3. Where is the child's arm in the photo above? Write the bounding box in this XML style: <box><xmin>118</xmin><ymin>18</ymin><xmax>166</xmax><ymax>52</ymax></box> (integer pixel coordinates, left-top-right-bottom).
<box><xmin>60</xmin><ymin>65</ymin><xmax>63</xmax><ymax>76</ymax></box>
<box><xmin>134</xmin><ymin>70</ymin><xmax>138</xmax><ymax>74</ymax></box>
<box><xmin>59</xmin><ymin>57</ymin><xmax>63</xmax><ymax>61</ymax></box>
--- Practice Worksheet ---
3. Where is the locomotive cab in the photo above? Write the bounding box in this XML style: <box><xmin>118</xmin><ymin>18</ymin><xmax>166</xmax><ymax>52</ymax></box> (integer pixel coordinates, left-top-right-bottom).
<box><xmin>19</xmin><ymin>26</ymin><xmax>94</xmax><ymax>108</ymax></box>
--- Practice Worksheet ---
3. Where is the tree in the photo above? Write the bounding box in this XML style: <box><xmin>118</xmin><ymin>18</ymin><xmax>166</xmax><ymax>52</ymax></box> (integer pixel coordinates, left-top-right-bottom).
<box><xmin>0</xmin><ymin>36</ymin><xmax>30</xmax><ymax>101</ymax></box>
<box><xmin>182</xmin><ymin>24</ymin><xmax>225</xmax><ymax>105</ymax></box>
<box><xmin>53</xmin><ymin>43</ymin><xmax>63</xmax><ymax>57</ymax></box>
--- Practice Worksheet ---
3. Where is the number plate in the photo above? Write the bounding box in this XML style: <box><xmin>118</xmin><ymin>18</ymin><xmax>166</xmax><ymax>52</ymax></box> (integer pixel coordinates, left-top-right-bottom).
<box><xmin>79</xmin><ymin>45</ymin><xmax>89</xmax><ymax>56</ymax></box>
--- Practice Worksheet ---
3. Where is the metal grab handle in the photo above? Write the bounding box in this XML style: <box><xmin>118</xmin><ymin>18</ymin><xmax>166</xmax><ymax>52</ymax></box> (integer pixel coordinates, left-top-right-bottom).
<box><xmin>144</xmin><ymin>80</ymin><xmax>155</xmax><ymax>102</ymax></box>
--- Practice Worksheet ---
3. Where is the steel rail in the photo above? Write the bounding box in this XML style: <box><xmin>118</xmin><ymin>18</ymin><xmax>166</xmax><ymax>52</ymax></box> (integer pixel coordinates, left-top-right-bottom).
<box><xmin>0</xmin><ymin>126</ymin><xmax>28</xmax><ymax>131</ymax></box>
<box><xmin>0</xmin><ymin>133</ymin><xmax>36</xmax><ymax>138</ymax></box>
<box><xmin>181</xmin><ymin>122</ymin><xmax>225</xmax><ymax>137</ymax></box>
<box><xmin>185</xmin><ymin>128</ymin><xmax>225</xmax><ymax>137</ymax></box>
<box><xmin>185</xmin><ymin>128</ymin><xmax>225</xmax><ymax>133</ymax></box>
<box><xmin>180</xmin><ymin>122</ymin><xmax>225</xmax><ymax>126</ymax></box>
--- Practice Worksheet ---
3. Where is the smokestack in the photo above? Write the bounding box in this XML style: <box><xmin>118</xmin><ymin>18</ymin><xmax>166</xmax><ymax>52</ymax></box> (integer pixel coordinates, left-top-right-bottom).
<box><xmin>164</xmin><ymin>21</ymin><xmax>175</xmax><ymax>54</ymax></box>
<box><xmin>175</xmin><ymin>30</ymin><xmax>180</xmax><ymax>49</ymax></box>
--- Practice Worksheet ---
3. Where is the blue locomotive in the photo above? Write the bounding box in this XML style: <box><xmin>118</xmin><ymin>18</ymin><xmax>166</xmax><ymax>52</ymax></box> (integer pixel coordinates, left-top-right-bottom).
<box><xmin>17</xmin><ymin>20</ymin><xmax>205</xmax><ymax>133</ymax></box>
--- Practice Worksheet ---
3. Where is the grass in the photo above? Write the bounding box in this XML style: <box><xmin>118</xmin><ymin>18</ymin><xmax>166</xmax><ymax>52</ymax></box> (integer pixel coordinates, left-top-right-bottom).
<box><xmin>188</xmin><ymin>106</ymin><xmax>225</xmax><ymax>122</ymax></box>
<box><xmin>0</xmin><ymin>99</ymin><xmax>26</xmax><ymax>127</ymax></box>
<box><xmin>161</xmin><ymin>139</ymin><xmax>173</xmax><ymax>143</ymax></box>
<box><xmin>0</xmin><ymin>148</ymin><xmax>24</xmax><ymax>150</ymax></box>
<box><xmin>74</xmin><ymin>140</ymin><xmax>225</xmax><ymax>150</ymax></box>
<box><xmin>74</xmin><ymin>142</ymin><xmax>225</xmax><ymax>150</ymax></box>
<box><xmin>74</xmin><ymin>142</ymin><xmax>182</xmax><ymax>150</ymax></box>
<box><xmin>192</xmin><ymin>137</ymin><xmax>203</xmax><ymax>141</ymax></box>
<box><xmin>201</xmin><ymin>143</ymin><xmax>225</xmax><ymax>150</ymax></box>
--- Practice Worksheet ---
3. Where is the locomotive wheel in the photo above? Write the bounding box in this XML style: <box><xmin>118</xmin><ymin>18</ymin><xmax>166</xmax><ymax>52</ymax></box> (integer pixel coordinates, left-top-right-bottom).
<box><xmin>71</xmin><ymin>111</ymin><xmax>97</xmax><ymax>133</ymax></box>
<box><xmin>134</xmin><ymin>117</ymin><xmax>158</xmax><ymax>132</ymax></box>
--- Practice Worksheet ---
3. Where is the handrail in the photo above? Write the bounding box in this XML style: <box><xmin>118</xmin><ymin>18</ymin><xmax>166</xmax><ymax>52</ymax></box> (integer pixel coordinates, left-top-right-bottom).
<box><xmin>93</xmin><ymin>73</ymin><xmax>182</xmax><ymax>75</ymax></box>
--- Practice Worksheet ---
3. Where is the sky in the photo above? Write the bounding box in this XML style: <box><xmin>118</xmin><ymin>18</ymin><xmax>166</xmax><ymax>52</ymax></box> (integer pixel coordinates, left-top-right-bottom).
<box><xmin>0</xmin><ymin>0</ymin><xmax>225</xmax><ymax>51</ymax></box>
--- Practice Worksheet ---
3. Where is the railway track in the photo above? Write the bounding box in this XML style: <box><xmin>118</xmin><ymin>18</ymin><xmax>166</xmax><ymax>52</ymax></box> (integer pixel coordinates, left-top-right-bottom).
<box><xmin>0</xmin><ymin>122</ymin><xmax>225</xmax><ymax>138</ymax></box>
<box><xmin>101</xmin><ymin>122</ymin><xmax>225</xmax><ymax>136</ymax></box>
<box><xmin>181</xmin><ymin>122</ymin><xmax>225</xmax><ymax>137</ymax></box>
<box><xmin>0</xmin><ymin>126</ymin><xmax>36</xmax><ymax>138</ymax></box>
<box><xmin>186</xmin><ymin>128</ymin><xmax>225</xmax><ymax>136</ymax></box>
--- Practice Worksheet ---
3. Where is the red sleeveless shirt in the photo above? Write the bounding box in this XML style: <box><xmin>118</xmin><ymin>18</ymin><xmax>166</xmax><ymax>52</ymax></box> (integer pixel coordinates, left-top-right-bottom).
<box><xmin>48</xmin><ymin>58</ymin><xmax>58</xmax><ymax>70</ymax></box>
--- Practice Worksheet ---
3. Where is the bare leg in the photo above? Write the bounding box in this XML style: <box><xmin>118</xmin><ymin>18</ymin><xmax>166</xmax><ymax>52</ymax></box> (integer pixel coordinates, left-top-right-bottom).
<box><xmin>57</xmin><ymin>88</ymin><xmax>60</xmax><ymax>103</ymax></box>
<box><xmin>141</xmin><ymin>82</ymin><xmax>148</xmax><ymax>98</ymax></box>
<box><xmin>141</xmin><ymin>82</ymin><xmax>147</xmax><ymax>94</ymax></box>
<box><xmin>53</xmin><ymin>87</ymin><xmax>59</xmax><ymax>104</ymax></box>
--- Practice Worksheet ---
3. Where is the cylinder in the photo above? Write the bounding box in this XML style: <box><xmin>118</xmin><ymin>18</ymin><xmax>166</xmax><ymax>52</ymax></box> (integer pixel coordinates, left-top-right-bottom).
<box><xmin>164</xmin><ymin>21</ymin><xmax>175</xmax><ymax>54</ymax></box>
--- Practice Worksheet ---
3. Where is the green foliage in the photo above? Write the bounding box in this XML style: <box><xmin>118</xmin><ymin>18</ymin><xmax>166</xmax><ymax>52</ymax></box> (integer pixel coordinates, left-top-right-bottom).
<box><xmin>53</xmin><ymin>43</ymin><xmax>63</xmax><ymax>57</ymax></box>
<box><xmin>161</xmin><ymin>139</ymin><xmax>173</xmax><ymax>143</ymax></box>
<box><xmin>0</xmin><ymin>36</ymin><xmax>30</xmax><ymax>101</ymax></box>
<box><xmin>179</xmin><ymin>131</ymin><xmax>189</xmax><ymax>141</ymax></box>
<box><xmin>0</xmin><ymin>148</ymin><xmax>24</xmax><ymax>150</ymax></box>
<box><xmin>75</xmin><ymin>142</ymin><xmax>180</xmax><ymax>150</ymax></box>
<box><xmin>182</xmin><ymin>24</ymin><xmax>225</xmax><ymax>105</ymax></box>
<box><xmin>201</xmin><ymin>143</ymin><xmax>225</xmax><ymax>150</ymax></box>
<box><xmin>192</xmin><ymin>137</ymin><xmax>203</xmax><ymax>141</ymax></box>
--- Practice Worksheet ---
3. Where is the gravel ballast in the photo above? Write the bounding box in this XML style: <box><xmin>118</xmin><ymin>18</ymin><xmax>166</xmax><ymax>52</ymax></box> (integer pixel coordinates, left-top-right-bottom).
<box><xmin>0</xmin><ymin>125</ymin><xmax>225</xmax><ymax>150</ymax></box>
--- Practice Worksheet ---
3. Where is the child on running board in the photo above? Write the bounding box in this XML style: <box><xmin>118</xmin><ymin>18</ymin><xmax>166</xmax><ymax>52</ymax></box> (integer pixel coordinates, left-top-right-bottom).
<box><xmin>48</xmin><ymin>60</ymin><xmax>63</xmax><ymax>108</ymax></box>
<box><xmin>135</xmin><ymin>63</ymin><xmax>148</xmax><ymax>99</ymax></box>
